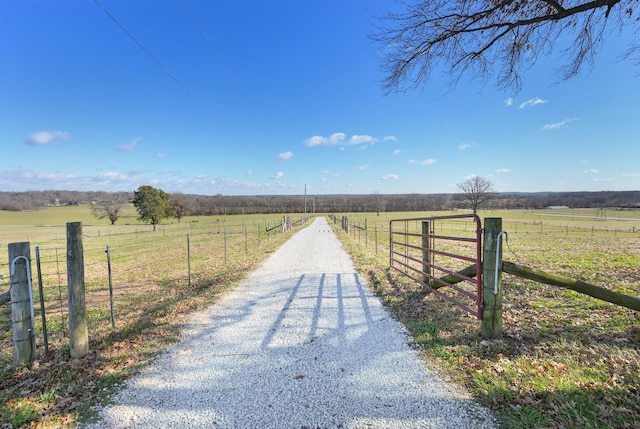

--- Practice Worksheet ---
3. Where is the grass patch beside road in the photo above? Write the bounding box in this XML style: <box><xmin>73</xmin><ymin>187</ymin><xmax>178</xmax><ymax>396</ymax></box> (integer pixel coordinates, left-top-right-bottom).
<box><xmin>333</xmin><ymin>210</ymin><xmax>640</xmax><ymax>428</ymax></box>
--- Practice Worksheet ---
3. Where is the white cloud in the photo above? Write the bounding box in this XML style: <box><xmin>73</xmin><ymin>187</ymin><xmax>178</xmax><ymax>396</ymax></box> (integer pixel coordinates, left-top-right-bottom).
<box><xmin>383</xmin><ymin>135</ymin><xmax>398</xmax><ymax>142</ymax></box>
<box><xmin>584</xmin><ymin>169</ymin><xmax>600</xmax><ymax>174</ymax></box>
<box><xmin>303</xmin><ymin>132</ymin><xmax>345</xmax><ymax>147</ymax></box>
<box><xmin>270</xmin><ymin>171</ymin><xmax>284</xmax><ymax>180</ymax></box>
<box><xmin>156</xmin><ymin>153</ymin><xmax>167</xmax><ymax>160</ymax></box>
<box><xmin>593</xmin><ymin>177</ymin><xmax>613</xmax><ymax>182</ymax></box>
<box><xmin>348</xmin><ymin>135</ymin><xmax>374</xmax><ymax>146</ymax></box>
<box><xmin>381</xmin><ymin>174</ymin><xmax>399</xmax><ymax>180</ymax></box>
<box><xmin>409</xmin><ymin>159</ymin><xmax>436</xmax><ymax>166</ymax></box>
<box><xmin>246</xmin><ymin>170</ymin><xmax>253</xmax><ymax>176</ymax></box>
<box><xmin>459</xmin><ymin>142</ymin><xmax>477</xmax><ymax>150</ymax></box>
<box><xmin>504</xmin><ymin>97</ymin><xmax>514</xmax><ymax>106</ymax></box>
<box><xmin>277</xmin><ymin>151</ymin><xmax>293</xmax><ymax>162</ymax></box>
<box><xmin>303</xmin><ymin>133</ymin><xmax>378</xmax><ymax>147</ymax></box>
<box><xmin>356</xmin><ymin>164</ymin><xmax>369</xmax><ymax>171</ymax></box>
<box><xmin>392</xmin><ymin>149</ymin><xmax>402</xmax><ymax>155</ymax></box>
<box><xmin>25</xmin><ymin>130</ymin><xmax>70</xmax><ymax>145</ymax></box>
<box><xmin>519</xmin><ymin>97</ymin><xmax>548</xmax><ymax>109</ymax></box>
<box><xmin>496</xmin><ymin>168</ymin><xmax>511</xmax><ymax>173</ymax></box>
<box><xmin>541</xmin><ymin>118</ymin><xmax>576</xmax><ymax>130</ymax></box>
<box><xmin>115</xmin><ymin>137</ymin><xmax>140</xmax><ymax>152</ymax></box>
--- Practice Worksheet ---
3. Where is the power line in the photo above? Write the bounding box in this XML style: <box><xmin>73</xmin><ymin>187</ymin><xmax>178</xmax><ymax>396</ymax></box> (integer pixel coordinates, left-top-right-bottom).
<box><xmin>93</xmin><ymin>0</ymin><xmax>255</xmax><ymax>158</ymax></box>
<box><xmin>93</xmin><ymin>0</ymin><xmax>207</xmax><ymax>115</ymax></box>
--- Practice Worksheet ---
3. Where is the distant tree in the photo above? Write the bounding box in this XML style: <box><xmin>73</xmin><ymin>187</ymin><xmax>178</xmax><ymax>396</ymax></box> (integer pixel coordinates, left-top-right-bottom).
<box><xmin>132</xmin><ymin>185</ymin><xmax>176</xmax><ymax>231</ymax></box>
<box><xmin>371</xmin><ymin>0</ymin><xmax>639</xmax><ymax>93</ymax></box>
<box><xmin>171</xmin><ymin>195</ymin><xmax>191</xmax><ymax>223</ymax></box>
<box><xmin>91</xmin><ymin>201</ymin><xmax>123</xmax><ymax>225</ymax></box>
<box><xmin>457</xmin><ymin>176</ymin><xmax>497</xmax><ymax>213</ymax></box>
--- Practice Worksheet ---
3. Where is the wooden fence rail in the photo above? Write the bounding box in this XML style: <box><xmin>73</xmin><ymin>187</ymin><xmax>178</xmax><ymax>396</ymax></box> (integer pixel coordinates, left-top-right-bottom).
<box><xmin>502</xmin><ymin>260</ymin><xmax>640</xmax><ymax>312</ymax></box>
<box><xmin>432</xmin><ymin>261</ymin><xmax>640</xmax><ymax>313</ymax></box>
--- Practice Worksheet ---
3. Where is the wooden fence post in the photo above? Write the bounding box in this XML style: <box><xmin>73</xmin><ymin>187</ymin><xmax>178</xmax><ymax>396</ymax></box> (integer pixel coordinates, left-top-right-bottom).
<box><xmin>481</xmin><ymin>218</ymin><xmax>503</xmax><ymax>339</ymax></box>
<box><xmin>9</xmin><ymin>242</ymin><xmax>36</xmax><ymax>366</ymax></box>
<box><xmin>67</xmin><ymin>222</ymin><xmax>89</xmax><ymax>359</ymax></box>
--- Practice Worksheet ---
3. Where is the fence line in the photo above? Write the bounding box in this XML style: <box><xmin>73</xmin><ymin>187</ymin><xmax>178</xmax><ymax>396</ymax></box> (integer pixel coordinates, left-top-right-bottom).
<box><xmin>333</xmin><ymin>214</ymin><xmax>639</xmax><ymax>338</ymax></box>
<box><xmin>1</xmin><ymin>216</ymin><xmax>308</xmax><ymax>362</ymax></box>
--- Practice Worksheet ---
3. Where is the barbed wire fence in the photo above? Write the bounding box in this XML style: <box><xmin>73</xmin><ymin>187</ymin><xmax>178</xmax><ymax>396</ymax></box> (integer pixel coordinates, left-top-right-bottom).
<box><xmin>1</xmin><ymin>216</ymin><xmax>304</xmax><ymax>363</ymax></box>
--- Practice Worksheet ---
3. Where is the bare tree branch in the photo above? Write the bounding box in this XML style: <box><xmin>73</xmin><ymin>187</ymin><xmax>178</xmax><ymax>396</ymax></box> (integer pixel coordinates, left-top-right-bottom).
<box><xmin>370</xmin><ymin>0</ymin><xmax>636</xmax><ymax>93</ymax></box>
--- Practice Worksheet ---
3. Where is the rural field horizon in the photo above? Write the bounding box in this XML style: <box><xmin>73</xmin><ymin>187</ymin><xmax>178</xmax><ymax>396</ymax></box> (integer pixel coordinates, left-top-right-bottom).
<box><xmin>1</xmin><ymin>205</ymin><xmax>639</xmax><ymax>428</ymax></box>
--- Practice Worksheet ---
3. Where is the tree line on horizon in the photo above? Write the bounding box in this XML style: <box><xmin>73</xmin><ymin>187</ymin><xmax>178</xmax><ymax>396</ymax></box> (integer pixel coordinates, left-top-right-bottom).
<box><xmin>0</xmin><ymin>189</ymin><xmax>638</xmax><ymax>215</ymax></box>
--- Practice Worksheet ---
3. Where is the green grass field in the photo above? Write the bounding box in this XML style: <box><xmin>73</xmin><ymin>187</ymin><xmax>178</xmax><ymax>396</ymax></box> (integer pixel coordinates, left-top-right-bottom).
<box><xmin>0</xmin><ymin>206</ymin><xmax>306</xmax><ymax>428</ymax></box>
<box><xmin>333</xmin><ymin>208</ymin><xmax>640</xmax><ymax>429</ymax></box>
<box><xmin>1</xmin><ymin>206</ymin><xmax>639</xmax><ymax>428</ymax></box>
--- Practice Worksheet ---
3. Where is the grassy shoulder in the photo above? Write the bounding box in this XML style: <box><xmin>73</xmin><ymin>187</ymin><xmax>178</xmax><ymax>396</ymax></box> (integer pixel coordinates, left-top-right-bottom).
<box><xmin>333</xmin><ymin>217</ymin><xmax>640</xmax><ymax>429</ymax></box>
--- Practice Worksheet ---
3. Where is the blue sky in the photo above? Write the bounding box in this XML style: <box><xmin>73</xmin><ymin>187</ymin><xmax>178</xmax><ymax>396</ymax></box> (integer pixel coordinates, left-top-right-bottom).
<box><xmin>1</xmin><ymin>1</ymin><xmax>638</xmax><ymax>196</ymax></box>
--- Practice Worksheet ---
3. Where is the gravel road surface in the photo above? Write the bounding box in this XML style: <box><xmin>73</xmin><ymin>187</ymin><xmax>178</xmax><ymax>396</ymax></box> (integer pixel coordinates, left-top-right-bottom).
<box><xmin>83</xmin><ymin>217</ymin><xmax>497</xmax><ymax>428</ymax></box>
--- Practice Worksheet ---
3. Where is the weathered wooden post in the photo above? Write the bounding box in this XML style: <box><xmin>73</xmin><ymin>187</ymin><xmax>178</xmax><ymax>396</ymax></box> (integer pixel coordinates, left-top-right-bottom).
<box><xmin>422</xmin><ymin>221</ymin><xmax>432</xmax><ymax>284</ymax></box>
<box><xmin>9</xmin><ymin>242</ymin><xmax>36</xmax><ymax>365</ymax></box>
<box><xmin>67</xmin><ymin>222</ymin><xmax>89</xmax><ymax>359</ymax></box>
<box><xmin>481</xmin><ymin>218</ymin><xmax>503</xmax><ymax>339</ymax></box>
<box><xmin>365</xmin><ymin>219</ymin><xmax>368</xmax><ymax>248</ymax></box>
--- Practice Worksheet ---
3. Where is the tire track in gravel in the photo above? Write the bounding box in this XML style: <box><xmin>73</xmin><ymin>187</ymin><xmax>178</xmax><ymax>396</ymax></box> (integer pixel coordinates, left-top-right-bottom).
<box><xmin>83</xmin><ymin>217</ymin><xmax>497</xmax><ymax>428</ymax></box>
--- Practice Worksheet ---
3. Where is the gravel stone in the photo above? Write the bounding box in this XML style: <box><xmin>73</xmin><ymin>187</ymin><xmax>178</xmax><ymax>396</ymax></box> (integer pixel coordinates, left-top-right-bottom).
<box><xmin>82</xmin><ymin>217</ymin><xmax>498</xmax><ymax>428</ymax></box>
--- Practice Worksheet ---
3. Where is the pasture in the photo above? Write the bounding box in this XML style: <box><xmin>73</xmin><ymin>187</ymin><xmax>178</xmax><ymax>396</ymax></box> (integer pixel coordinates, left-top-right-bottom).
<box><xmin>1</xmin><ymin>206</ymin><xmax>639</xmax><ymax>428</ymax></box>
<box><xmin>333</xmin><ymin>208</ymin><xmax>640</xmax><ymax>428</ymax></box>
<box><xmin>0</xmin><ymin>205</ymin><xmax>305</xmax><ymax>427</ymax></box>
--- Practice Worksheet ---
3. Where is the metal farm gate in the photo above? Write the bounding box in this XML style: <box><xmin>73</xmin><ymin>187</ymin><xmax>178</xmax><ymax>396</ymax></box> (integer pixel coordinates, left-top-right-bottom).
<box><xmin>389</xmin><ymin>214</ymin><xmax>483</xmax><ymax>318</ymax></box>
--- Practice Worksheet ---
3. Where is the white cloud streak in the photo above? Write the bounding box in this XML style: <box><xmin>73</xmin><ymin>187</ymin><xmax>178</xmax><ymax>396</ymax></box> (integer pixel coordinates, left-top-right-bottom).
<box><xmin>25</xmin><ymin>130</ymin><xmax>70</xmax><ymax>145</ymax></box>
<box><xmin>541</xmin><ymin>118</ymin><xmax>576</xmax><ymax>130</ymax></box>
<box><xmin>381</xmin><ymin>174</ymin><xmax>399</xmax><ymax>180</ymax></box>
<box><xmin>114</xmin><ymin>137</ymin><xmax>141</xmax><ymax>152</ymax></box>
<box><xmin>408</xmin><ymin>159</ymin><xmax>436</xmax><ymax>166</ymax></box>
<box><xmin>303</xmin><ymin>132</ymin><xmax>378</xmax><ymax>147</ymax></box>
<box><xmin>519</xmin><ymin>97</ymin><xmax>548</xmax><ymax>109</ymax></box>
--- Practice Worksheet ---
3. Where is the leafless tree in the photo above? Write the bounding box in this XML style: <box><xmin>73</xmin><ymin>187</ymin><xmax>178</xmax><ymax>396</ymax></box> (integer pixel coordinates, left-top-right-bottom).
<box><xmin>171</xmin><ymin>195</ymin><xmax>191</xmax><ymax>223</ymax></box>
<box><xmin>370</xmin><ymin>0</ymin><xmax>638</xmax><ymax>93</ymax></box>
<box><xmin>91</xmin><ymin>201</ymin><xmax>124</xmax><ymax>225</ymax></box>
<box><xmin>457</xmin><ymin>175</ymin><xmax>497</xmax><ymax>213</ymax></box>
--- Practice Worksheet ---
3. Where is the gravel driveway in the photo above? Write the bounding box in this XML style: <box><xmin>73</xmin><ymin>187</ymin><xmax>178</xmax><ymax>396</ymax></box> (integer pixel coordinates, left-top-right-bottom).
<box><xmin>83</xmin><ymin>217</ymin><xmax>497</xmax><ymax>428</ymax></box>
